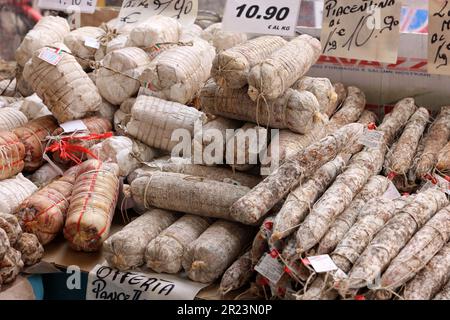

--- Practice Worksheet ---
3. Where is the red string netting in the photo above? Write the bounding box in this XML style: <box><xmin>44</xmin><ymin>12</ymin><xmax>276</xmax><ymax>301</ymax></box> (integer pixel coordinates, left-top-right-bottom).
<box><xmin>45</xmin><ymin>132</ymin><xmax>113</xmax><ymax>164</ymax></box>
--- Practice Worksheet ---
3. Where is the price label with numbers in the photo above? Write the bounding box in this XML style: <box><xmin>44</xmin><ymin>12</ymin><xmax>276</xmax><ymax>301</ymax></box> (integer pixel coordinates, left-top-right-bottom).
<box><xmin>428</xmin><ymin>0</ymin><xmax>450</xmax><ymax>75</ymax></box>
<box><xmin>38</xmin><ymin>0</ymin><xmax>97</xmax><ymax>14</ymax></box>
<box><xmin>222</xmin><ymin>0</ymin><xmax>301</xmax><ymax>37</ymax></box>
<box><xmin>117</xmin><ymin>0</ymin><xmax>198</xmax><ymax>27</ymax></box>
<box><xmin>321</xmin><ymin>0</ymin><xmax>401</xmax><ymax>64</ymax></box>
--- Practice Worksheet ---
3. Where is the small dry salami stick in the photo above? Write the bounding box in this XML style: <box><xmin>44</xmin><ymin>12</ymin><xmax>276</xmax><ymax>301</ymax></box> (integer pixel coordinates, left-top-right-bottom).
<box><xmin>230</xmin><ymin>123</ymin><xmax>365</xmax><ymax>225</ymax></box>
<box><xmin>271</xmin><ymin>154</ymin><xmax>349</xmax><ymax>242</ymax></box>
<box><xmin>343</xmin><ymin>188</ymin><xmax>448</xmax><ymax>291</ymax></box>
<box><xmin>436</xmin><ymin>141</ymin><xmax>450</xmax><ymax>173</ymax></box>
<box><xmin>434</xmin><ymin>279</ymin><xmax>450</xmax><ymax>300</ymax></box>
<box><xmin>389</xmin><ymin>107</ymin><xmax>430</xmax><ymax>176</ymax></box>
<box><xmin>332</xmin><ymin>196</ymin><xmax>411</xmax><ymax>275</ymax></box>
<box><xmin>416</xmin><ymin>106</ymin><xmax>450</xmax><ymax>178</ymax></box>
<box><xmin>219</xmin><ymin>251</ymin><xmax>253</xmax><ymax>295</ymax></box>
<box><xmin>403</xmin><ymin>242</ymin><xmax>450</xmax><ymax>300</ymax></box>
<box><xmin>379</xmin><ymin>205</ymin><xmax>450</xmax><ymax>293</ymax></box>
<box><xmin>317</xmin><ymin>175</ymin><xmax>390</xmax><ymax>254</ymax></box>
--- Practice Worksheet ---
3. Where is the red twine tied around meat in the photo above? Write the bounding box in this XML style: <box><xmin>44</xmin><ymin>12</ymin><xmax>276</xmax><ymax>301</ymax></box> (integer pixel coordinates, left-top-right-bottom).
<box><xmin>45</xmin><ymin>132</ymin><xmax>113</xmax><ymax>164</ymax></box>
<box><xmin>387</xmin><ymin>172</ymin><xmax>397</xmax><ymax>180</ymax></box>
<box><xmin>264</xmin><ymin>221</ymin><xmax>273</xmax><ymax>231</ymax></box>
<box><xmin>270</xmin><ymin>249</ymin><xmax>279</xmax><ymax>258</ymax></box>
<box><xmin>367</xmin><ymin>123</ymin><xmax>377</xmax><ymax>130</ymax></box>
<box><xmin>424</xmin><ymin>173</ymin><xmax>438</xmax><ymax>185</ymax></box>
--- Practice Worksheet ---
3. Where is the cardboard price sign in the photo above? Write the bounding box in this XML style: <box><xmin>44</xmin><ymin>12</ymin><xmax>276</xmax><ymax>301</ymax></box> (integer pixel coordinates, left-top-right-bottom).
<box><xmin>321</xmin><ymin>0</ymin><xmax>401</xmax><ymax>64</ymax></box>
<box><xmin>222</xmin><ymin>0</ymin><xmax>302</xmax><ymax>37</ymax></box>
<box><xmin>428</xmin><ymin>0</ymin><xmax>450</xmax><ymax>75</ymax></box>
<box><xmin>38</xmin><ymin>0</ymin><xmax>97</xmax><ymax>14</ymax></box>
<box><xmin>117</xmin><ymin>0</ymin><xmax>198</xmax><ymax>27</ymax></box>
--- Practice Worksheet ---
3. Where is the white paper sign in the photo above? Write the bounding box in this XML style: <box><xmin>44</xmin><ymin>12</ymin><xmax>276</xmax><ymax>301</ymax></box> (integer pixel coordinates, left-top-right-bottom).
<box><xmin>383</xmin><ymin>180</ymin><xmax>401</xmax><ymax>200</ymax></box>
<box><xmin>38</xmin><ymin>0</ymin><xmax>97</xmax><ymax>14</ymax></box>
<box><xmin>86</xmin><ymin>264</ymin><xmax>209</xmax><ymax>300</ymax></box>
<box><xmin>428</xmin><ymin>0</ymin><xmax>450</xmax><ymax>75</ymax></box>
<box><xmin>358</xmin><ymin>129</ymin><xmax>385</xmax><ymax>148</ymax></box>
<box><xmin>254</xmin><ymin>254</ymin><xmax>284</xmax><ymax>284</ymax></box>
<box><xmin>307</xmin><ymin>255</ymin><xmax>338</xmax><ymax>273</ymax></box>
<box><xmin>321</xmin><ymin>0</ymin><xmax>401</xmax><ymax>64</ymax></box>
<box><xmin>117</xmin><ymin>0</ymin><xmax>198</xmax><ymax>28</ymax></box>
<box><xmin>38</xmin><ymin>48</ymin><xmax>63</xmax><ymax>66</ymax></box>
<box><xmin>222</xmin><ymin>0</ymin><xmax>301</xmax><ymax>36</ymax></box>
<box><xmin>60</xmin><ymin>120</ymin><xmax>88</xmax><ymax>133</ymax></box>
<box><xmin>84</xmin><ymin>37</ymin><xmax>100</xmax><ymax>49</ymax></box>
<box><xmin>435</xmin><ymin>174</ymin><xmax>450</xmax><ymax>195</ymax></box>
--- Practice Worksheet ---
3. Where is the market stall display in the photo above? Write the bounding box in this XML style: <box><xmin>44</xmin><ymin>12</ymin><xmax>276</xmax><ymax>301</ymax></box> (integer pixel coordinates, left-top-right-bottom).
<box><xmin>0</xmin><ymin>4</ymin><xmax>449</xmax><ymax>301</ymax></box>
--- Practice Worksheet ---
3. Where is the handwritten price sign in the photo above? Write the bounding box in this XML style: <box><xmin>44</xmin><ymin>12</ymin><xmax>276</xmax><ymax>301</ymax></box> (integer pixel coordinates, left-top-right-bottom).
<box><xmin>321</xmin><ymin>0</ymin><xmax>401</xmax><ymax>64</ymax></box>
<box><xmin>222</xmin><ymin>0</ymin><xmax>301</xmax><ymax>37</ymax></box>
<box><xmin>118</xmin><ymin>0</ymin><xmax>198</xmax><ymax>27</ymax></box>
<box><xmin>428</xmin><ymin>0</ymin><xmax>450</xmax><ymax>75</ymax></box>
<box><xmin>38</xmin><ymin>0</ymin><xmax>97</xmax><ymax>13</ymax></box>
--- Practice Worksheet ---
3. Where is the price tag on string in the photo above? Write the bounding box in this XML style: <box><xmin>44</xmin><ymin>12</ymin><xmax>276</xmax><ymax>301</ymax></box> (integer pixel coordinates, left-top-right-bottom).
<box><xmin>60</xmin><ymin>120</ymin><xmax>88</xmax><ymax>133</ymax></box>
<box><xmin>428</xmin><ymin>0</ymin><xmax>450</xmax><ymax>75</ymax></box>
<box><xmin>254</xmin><ymin>253</ymin><xmax>284</xmax><ymax>284</ymax></box>
<box><xmin>435</xmin><ymin>174</ymin><xmax>450</xmax><ymax>195</ymax></box>
<box><xmin>358</xmin><ymin>129</ymin><xmax>384</xmax><ymax>149</ymax></box>
<box><xmin>222</xmin><ymin>0</ymin><xmax>301</xmax><ymax>36</ymax></box>
<box><xmin>38</xmin><ymin>0</ymin><xmax>97</xmax><ymax>14</ymax></box>
<box><xmin>84</xmin><ymin>37</ymin><xmax>100</xmax><ymax>49</ymax></box>
<box><xmin>320</xmin><ymin>0</ymin><xmax>401</xmax><ymax>64</ymax></box>
<box><xmin>38</xmin><ymin>48</ymin><xmax>64</xmax><ymax>66</ymax></box>
<box><xmin>306</xmin><ymin>255</ymin><xmax>338</xmax><ymax>273</ymax></box>
<box><xmin>382</xmin><ymin>180</ymin><xmax>401</xmax><ymax>200</ymax></box>
<box><xmin>117</xmin><ymin>0</ymin><xmax>198</xmax><ymax>27</ymax></box>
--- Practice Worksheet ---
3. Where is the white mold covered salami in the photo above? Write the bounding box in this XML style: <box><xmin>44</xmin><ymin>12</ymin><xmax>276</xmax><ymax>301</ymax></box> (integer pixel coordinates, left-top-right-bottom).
<box><xmin>103</xmin><ymin>209</ymin><xmax>179</xmax><ymax>271</ymax></box>
<box><xmin>182</xmin><ymin>220</ymin><xmax>255</xmax><ymax>283</ymax></box>
<box><xmin>145</xmin><ymin>214</ymin><xmax>211</xmax><ymax>274</ymax></box>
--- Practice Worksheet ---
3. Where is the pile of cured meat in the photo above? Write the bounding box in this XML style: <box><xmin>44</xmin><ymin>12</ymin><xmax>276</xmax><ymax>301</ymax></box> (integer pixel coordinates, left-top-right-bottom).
<box><xmin>0</xmin><ymin>15</ymin><xmax>449</xmax><ymax>300</ymax></box>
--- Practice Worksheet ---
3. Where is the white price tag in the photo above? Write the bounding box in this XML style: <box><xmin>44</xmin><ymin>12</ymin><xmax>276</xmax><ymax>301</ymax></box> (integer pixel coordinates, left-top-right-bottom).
<box><xmin>383</xmin><ymin>180</ymin><xmax>401</xmax><ymax>200</ymax></box>
<box><xmin>38</xmin><ymin>48</ymin><xmax>63</xmax><ymax>66</ymax></box>
<box><xmin>419</xmin><ymin>180</ymin><xmax>436</xmax><ymax>193</ymax></box>
<box><xmin>358</xmin><ymin>129</ymin><xmax>384</xmax><ymax>149</ymax></box>
<box><xmin>254</xmin><ymin>254</ymin><xmax>284</xmax><ymax>284</ymax></box>
<box><xmin>306</xmin><ymin>255</ymin><xmax>338</xmax><ymax>273</ymax></box>
<box><xmin>428</xmin><ymin>0</ymin><xmax>450</xmax><ymax>75</ymax></box>
<box><xmin>60</xmin><ymin>120</ymin><xmax>88</xmax><ymax>133</ymax></box>
<box><xmin>38</xmin><ymin>0</ymin><xmax>97</xmax><ymax>14</ymax></box>
<box><xmin>222</xmin><ymin>0</ymin><xmax>301</xmax><ymax>36</ymax></box>
<box><xmin>84</xmin><ymin>37</ymin><xmax>100</xmax><ymax>49</ymax></box>
<box><xmin>435</xmin><ymin>174</ymin><xmax>450</xmax><ymax>195</ymax></box>
<box><xmin>118</xmin><ymin>0</ymin><xmax>198</xmax><ymax>27</ymax></box>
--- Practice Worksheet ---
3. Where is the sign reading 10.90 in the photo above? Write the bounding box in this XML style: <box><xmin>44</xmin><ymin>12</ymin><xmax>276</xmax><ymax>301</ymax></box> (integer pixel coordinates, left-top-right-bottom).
<box><xmin>222</xmin><ymin>0</ymin><xmax>302</xmax><ymax>37</ymax></box>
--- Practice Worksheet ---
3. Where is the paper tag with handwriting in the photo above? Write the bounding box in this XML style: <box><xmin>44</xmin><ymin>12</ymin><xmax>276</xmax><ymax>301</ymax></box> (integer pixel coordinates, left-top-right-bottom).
<box><xmin>222</xmin><ymin>0</ymin><xmax>301</xmax><ymax>36</ymax></box>
<box><xmin>307</xmin><ymin>255</ymin><xmax>338</xmax><ymax>273</ymax></box>
<box><xmin>38</xmin><ymin>0</ymin><xmax>97</xmax><ymax>14</ymax></box>
<box><xmin>254</xmin><ymin>253</ymin><xmax>284</xmax><ymax>284</ymax></box>
<box><xmin>383</xmin><ymin>180</ymin><xmax>401</xmax><ymax>200</ymax></box>
<box><xmin>358</xmin><ymin>129</ymin><xmax>384</xmax><ymax>148</ymax></box>
<box><xmin>117</xmin><ymin>0</ymin><xmax>198</xmax><ymax>27</ymax></box>
<box><xmin>435</xmin><ymin>174</ymin><xmax>450</xmax><ymax>195</ymax></box>
<box><xmin>321</xmin><ymin>0</ymin><xmax>401</xmax><ymax>63</ymax></box>
<box><xmin>38</xmin><ymin>48</ymin><xmax>63</xmax><ymax>66</ymax></box>
<box><xmin>428</xmin><ymin>0</ymin><xmax>450</xmax><ymax>75</ymax></box>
